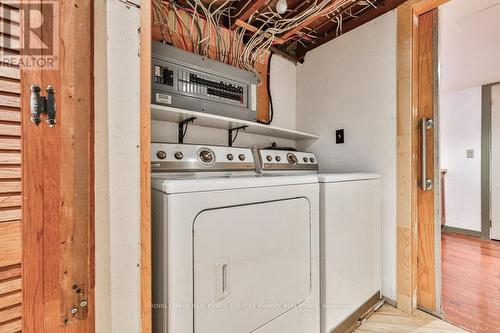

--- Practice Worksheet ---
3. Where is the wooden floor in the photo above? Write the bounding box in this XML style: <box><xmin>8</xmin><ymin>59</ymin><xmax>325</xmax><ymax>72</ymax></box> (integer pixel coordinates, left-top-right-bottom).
<box><xmin>355</xmin><ymin>304</ymin><xmax>466</xmax><ymax>333</ymax></box>
<box><xmin>442</xmin><ymin>232</ymin><xmax>500</xmax><ymax>333</ymax></box>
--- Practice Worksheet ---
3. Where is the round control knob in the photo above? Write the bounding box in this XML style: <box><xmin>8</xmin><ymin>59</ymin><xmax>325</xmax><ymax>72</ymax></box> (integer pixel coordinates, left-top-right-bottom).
<box><xmin>287</xmin><ymin>153</ymin><xmax>298</xmax><ymax>166</ymax></box>
<box><xmin>156</xmin><ymin>151</ymin><xmax>167</xmax><ymax>160</ymax></box>
<box><xmin>199</xmin><ymin>149</ymin><xmax>214</xmax><ymax>164</ymax></box>
<box><xmin>275</xmin><ymin>156</ymin><xmax>281</xmax><ymax>162</ymax></box>
<box><xmin>266</xmin><ymin>155</ymin><xmax>273</xmax><ymax>162</ymax></box>
<box><xmin>310</xmin><ymin>157</ymin><xmax>315</xmax><ymax>163</ymax></box>
<box><xmin>303</xmin><ymin>157</ymin><xmax>308</xmax><ymax>163</ymax></box>
<box><xmin>238</xmin><ymin>154</ymin><xmax>246</xmax><ymax>161</ymax></box>
<box><xmin>227</xmin><ymin>153</ymin><xmax>234</xmax><ymax>161</ymax></box>
<box><xmin>174</xmin><ymin>151</ymin><xmax>183</xmax><ymax>160</ymax></box>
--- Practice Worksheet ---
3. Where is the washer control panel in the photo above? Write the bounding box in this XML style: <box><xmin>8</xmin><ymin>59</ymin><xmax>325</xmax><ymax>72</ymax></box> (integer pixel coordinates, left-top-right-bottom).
<box><xmin>151</xmin><ymin>143</ymin><xmax>255</xmax><ymax>172</ymax></box>
<box><xmin>255</xmin><ymin>149</ymin><xmax>318</xmax><ymax>172</ymax></box>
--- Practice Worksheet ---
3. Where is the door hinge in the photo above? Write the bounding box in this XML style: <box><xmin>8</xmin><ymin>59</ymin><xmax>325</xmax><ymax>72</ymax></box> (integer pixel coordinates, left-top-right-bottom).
<box><xmin>30</xmin><ymin>84</ymin><xmax>56</xmax><ymax>127</ymax></box>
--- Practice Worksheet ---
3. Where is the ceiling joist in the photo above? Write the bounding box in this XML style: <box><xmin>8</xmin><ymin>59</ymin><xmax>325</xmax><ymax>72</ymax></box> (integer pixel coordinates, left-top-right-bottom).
<box><xmin>230</xmin><ymin>0</ymin><xmax>270</xmax><ymax>29</ymax></box>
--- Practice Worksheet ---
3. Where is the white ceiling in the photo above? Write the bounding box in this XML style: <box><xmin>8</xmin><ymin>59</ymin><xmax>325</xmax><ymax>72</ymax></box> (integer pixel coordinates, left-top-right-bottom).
<box><xmin>439</xmin><ymin>0</ymin><xmax>500</xmax><ymax>92</ymax></box>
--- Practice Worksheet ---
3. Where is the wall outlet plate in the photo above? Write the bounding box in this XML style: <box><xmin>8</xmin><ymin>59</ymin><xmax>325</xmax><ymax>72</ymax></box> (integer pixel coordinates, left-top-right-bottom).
<box><xmin>336</xmin><ymin>129</ymin><xmax>345</xmax><ymax>144</ymax></box>
<box><xmin>466</xmin><ymin>149</ymin><xmax>475</xmax><ymax>158</ymax></box>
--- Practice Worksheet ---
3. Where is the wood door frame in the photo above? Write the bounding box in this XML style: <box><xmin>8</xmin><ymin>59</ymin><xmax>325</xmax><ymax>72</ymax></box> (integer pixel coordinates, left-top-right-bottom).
<box><xmin>396</xmin><ymin>0</ymin><xmax>448</xmax><ymax>316</ymax></box>
<box><xmin>140</xmin><ymin>1</ymin><xmax>152</xmax><ymax>333</ymax></box>
<box><xmin>489</xmin><ymin>83</ymin><xmax>500</xmax><ymax>240</ymax></box>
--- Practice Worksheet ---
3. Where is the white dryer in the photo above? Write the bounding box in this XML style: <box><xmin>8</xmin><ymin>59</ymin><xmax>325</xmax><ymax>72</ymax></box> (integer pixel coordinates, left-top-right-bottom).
<box><xmin>254</xmin><ymin>148</ymin><xmax>382</xmax><ymax>333</ymax></box>
<box><xmin>151</xmin><ymin>143</ymin><xmax>320</xmax><ymax>333</ymax></box>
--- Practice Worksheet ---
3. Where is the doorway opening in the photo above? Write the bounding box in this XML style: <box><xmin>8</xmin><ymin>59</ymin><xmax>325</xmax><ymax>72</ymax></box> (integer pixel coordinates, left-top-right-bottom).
<box><xmin>438</xmin><ymin>1</ymin><xmax>500</xmax><ymax>332</ymax></box>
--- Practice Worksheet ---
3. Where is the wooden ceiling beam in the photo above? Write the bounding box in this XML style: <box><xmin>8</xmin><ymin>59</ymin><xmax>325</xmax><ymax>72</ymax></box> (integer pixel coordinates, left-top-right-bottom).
<box><xmin>300</xmin><ymin>0</ymin><xmax>407</xmax><ymax>58</ymax></box>
<box><xmin>230</xmin><ymin>0</ymin><xmax>270</xmax><ymax>29</ymax></box>
<box><xmin>234</xmin><ymin>19</ymin><xmax>286</xmax><ymax>44</ymax></box>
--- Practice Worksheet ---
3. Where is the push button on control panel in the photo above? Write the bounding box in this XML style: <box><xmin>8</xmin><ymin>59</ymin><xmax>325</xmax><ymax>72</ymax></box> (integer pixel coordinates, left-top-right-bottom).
<box><xmin>266</xmin><ymin>155</ymin><xmax>273</xmax><ymax>162</ymax></box>
<box><xmin>174</xmin><ymin>151</ymin><xmax>183</xmax><ymax>160</ymax></box>
<box><xmin>227</xmin><ymin>153</ymin><xmax>234</xmax><ymax>161</ymax></box>
<box><xmin>156</xmin><ymin>151</ymin><xmax>167</xmax><ymax>160</ymax></box>
<box><xmin>238</xmin><ymin>154</ymin><xmax>246</xmax><ymax>161</ymax></box>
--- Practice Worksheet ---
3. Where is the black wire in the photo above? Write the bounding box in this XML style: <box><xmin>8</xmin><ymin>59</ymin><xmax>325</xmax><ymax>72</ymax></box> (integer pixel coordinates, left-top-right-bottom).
<box><xmin>258</xmin><ymin>53</ymin><xmax>274</xmax><ymax>125</ymax></box>
<box><xmin>181</xmin><ymin>122</ymin><xmax>190</xmax><ymax>141</ymax></box>
<box><xmin>231</xmin><ymin>129</ymin><xmax>240</xmax><ymax>145</ymax></box>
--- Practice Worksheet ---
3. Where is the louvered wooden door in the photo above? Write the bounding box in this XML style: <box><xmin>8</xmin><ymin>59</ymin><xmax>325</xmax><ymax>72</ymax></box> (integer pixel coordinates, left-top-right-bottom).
<box><xmin>0</xmin><ymin>3</ymin><xmax>22</xmax><ymax>331</ymax></box>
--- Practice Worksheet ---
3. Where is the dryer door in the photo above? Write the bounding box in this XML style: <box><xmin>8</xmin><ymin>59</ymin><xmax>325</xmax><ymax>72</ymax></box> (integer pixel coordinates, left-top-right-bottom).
<box><xmin>193</xmin><ymin>197</ymin><xmax>311</xmax><ymax>333</ymax></box>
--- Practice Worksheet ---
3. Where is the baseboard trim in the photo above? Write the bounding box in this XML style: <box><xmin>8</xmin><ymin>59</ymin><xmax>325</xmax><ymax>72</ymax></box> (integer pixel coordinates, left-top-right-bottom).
<box><xmin>442</xmin><ymin>225</ymin><xmax>483</xmax><ymax>238</ymax></box>
<box><xmin>383</xmin><ymin>296</ymin><xmax>396</xmax><ymax>307</ymax></box>
<box><xmin>331</xmin><ymin>291</ymin><xmax>382</xmax><ymax>333</ymax></box>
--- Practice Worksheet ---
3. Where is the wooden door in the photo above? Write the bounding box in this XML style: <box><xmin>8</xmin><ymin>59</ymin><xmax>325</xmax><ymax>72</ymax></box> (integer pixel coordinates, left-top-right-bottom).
<box><xmin>0</xmin><ymin>3</ymin><xmax>22</xmax><ymax>331</ymax></box>
<box><xmin>20</xmin><ymin>1</ymin><xmax>95</xmax><ymax>332</ymax></box>
<box><xmin>416</xmin><ymin>8</ymin><xmax>438</xmax><ymax>312</ymax></box>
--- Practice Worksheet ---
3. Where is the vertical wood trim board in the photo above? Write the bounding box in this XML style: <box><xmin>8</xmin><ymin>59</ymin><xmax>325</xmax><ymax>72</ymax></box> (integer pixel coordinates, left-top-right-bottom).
<box><xmin>0</xmin><ymin>2</ymin><xmax>23</xmax><ymax>331</ymax></box>
<box><xmin>140</xmin><ymin>2</ymin><xmax>153</xmax><ymax>333</ymax></box>
<box><xmin>396</xmin><ymin>3</ymin><xmax>418</xmax><ymax>316</ymax></box>
<box><xmin>58</xmin><ymin>0</ymin><xmax>95</xmax><ymax>326</ymax></box>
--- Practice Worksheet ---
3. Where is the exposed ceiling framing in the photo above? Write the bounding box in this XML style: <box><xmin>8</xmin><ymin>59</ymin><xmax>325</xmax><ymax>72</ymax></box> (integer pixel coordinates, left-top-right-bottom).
<box><xmin>161</xmin><ymin>0</ymin><xmax>407</xmax><ymax>63</ymax></box>
<box><xmin>229</xmin><ymin>0</ymin><xmax>406</xmax><ymax>62</ymax></box>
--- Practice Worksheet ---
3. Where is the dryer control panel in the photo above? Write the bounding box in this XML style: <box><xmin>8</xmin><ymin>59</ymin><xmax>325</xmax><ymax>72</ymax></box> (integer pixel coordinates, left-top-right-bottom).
<box><xmin>151</xmin><ymin>143</ymin><xmax>256</xmax><ymax>172</ymax></box>
<box><xmin>255</xmin><ymin>149</ymin><xmax>318</xmax><ymax>173</ymax></box>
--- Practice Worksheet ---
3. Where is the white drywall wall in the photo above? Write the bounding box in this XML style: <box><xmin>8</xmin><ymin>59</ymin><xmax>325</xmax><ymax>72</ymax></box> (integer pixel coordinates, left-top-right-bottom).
<box><xmin>152</xmin><ymin>54</ymin><xmax>298</xmax><ymax>148</ymax></box>
<box><xmin>439</xmin><ymin>87</ymin><xmax>482</xmax><ymax>232</ymax></box>
<box><xmin>94</xmin><ymin>1</ymin><xmax>141</xmax><ymax>332</ymax></box>
<box><xmin>439</xmin><ymin>0</ymin><xmax>500</xmax><ymax>93</ymax></box>
<box><xmin>295</xmin><ymin>11</ymin><xmax>398</xmax><ymax>301</ymax></box>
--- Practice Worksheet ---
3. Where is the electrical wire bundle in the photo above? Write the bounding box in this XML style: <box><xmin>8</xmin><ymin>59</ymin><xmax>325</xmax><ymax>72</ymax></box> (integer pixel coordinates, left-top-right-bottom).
<box><xmin>151</xmin><ymin>0</ymin><xmax>374</xmax><ymax>75</ymax></box>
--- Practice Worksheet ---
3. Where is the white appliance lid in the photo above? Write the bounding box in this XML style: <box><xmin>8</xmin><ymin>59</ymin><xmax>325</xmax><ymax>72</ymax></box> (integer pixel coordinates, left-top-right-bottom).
<box><xmin>317</xmin><ymin>173</ymin><xmax>381</xmax><ymax>183</ymax></box>
<box><xmin>152</xmin><ymin>174</ymin><xmax>318</xmax><ymax>194</ymax></box>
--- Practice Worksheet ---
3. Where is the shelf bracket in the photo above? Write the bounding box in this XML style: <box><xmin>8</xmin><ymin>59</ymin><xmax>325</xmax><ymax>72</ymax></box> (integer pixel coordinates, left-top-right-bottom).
<box><xmin>178</xmin><ymin>117</ymin><xmax>197</xmax><ymax>143</ymax></box>
<box><xmin>228</xmin><ymin>125</ymin><xmax>248</xmax><ymax>147</ymax></box>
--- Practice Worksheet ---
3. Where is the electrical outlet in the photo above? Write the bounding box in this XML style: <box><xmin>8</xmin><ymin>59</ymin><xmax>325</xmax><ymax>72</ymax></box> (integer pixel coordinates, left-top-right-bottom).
<box><xmin>466</xmin><ymin>149</ymin><xmax>475</xmax><ymax>158</ymax></box>
<box><xmin>336</xmin><ymin>129</ymin><xmax>345</xmax><ymax>144</ymax></box>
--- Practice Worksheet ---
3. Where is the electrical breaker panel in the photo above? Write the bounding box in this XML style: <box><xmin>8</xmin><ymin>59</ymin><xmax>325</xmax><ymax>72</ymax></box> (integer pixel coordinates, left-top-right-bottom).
<box><xmin>152</xmin><ymin>41</ymin><xmax>259</xmax><ymax>122</ymax></box>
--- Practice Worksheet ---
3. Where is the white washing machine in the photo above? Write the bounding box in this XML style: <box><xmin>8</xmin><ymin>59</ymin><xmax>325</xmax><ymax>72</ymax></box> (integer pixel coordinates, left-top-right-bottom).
<box><xmin>254</xmin><ymin>148</ymin><xmax>382</xmax><ymax>333</ymax></box>
<box><xmin>151</xmin><ymin>143</ymin><xmax>320</xmax><ymax>333</ymax></box>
